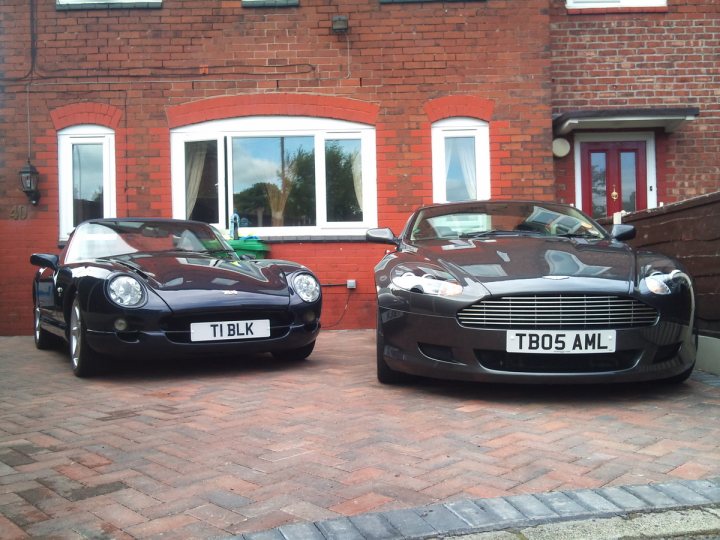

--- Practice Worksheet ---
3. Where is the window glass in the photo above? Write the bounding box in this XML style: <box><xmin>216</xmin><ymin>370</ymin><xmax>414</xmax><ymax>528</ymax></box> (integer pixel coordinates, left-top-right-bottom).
<box><xmin>232</xmin><ymin>136</ymin><xmax>315</xmax><ymax>228</ymax></box>
<box><xmin>72</xmin><ymin>144</ymin><xmax>104</xmax><ymax>226</ymax></box>
<box><xmin>326</xmin><ymin>139</ymin><xmax>362</xmax><ymax>222</ymax></box>
<box><xmin>620</xmin><ymin>151</ymin><xmax>638</xmax><ymax>213</ymax></box>
<box><xmin>185</xmin><ymin>140</ymin><xmax>219</xmax><ymax>223</ymax></box>
<box><xmin>590</xmin><ymin>152</ymin><xmax>607</xmax><ymax>219</ymax></box>
<box><xmin>444</xmin><ymin>137</ymin><xmax>476</xmax><ymax>202</ymax></box>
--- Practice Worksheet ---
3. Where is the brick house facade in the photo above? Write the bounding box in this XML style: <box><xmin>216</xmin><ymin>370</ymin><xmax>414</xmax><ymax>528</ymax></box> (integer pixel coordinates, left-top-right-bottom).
<box><xmin>0</xmin><ymin>0</ymin><xmax>717</xmax><ymax>335</ymax></box>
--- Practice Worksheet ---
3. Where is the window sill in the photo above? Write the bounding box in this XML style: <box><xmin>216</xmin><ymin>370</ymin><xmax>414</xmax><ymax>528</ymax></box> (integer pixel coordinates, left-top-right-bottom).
<box><xmin>566</xmin><ymin>6</ymin><xmax>668</xmax><ymax>14</ymax></box>
<box><xmin>57</xmin><ymin>0</ymin><xmax>161</xmax><ymax>9</ymax></box>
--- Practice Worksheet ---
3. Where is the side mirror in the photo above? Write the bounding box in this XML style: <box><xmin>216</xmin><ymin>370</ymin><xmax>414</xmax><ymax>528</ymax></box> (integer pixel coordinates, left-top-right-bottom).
<box><xmin>610</xmin><ymin>224</ymin><xmax>636</xmax><ymax>241</ymax></box>
<box><xmin>30</xmin><ymin>253</ymin><xmax>59</xmax><ymax>271</ymax></box>
<box><xmin>366</xmin><ymin>228</ymin><xmax>399</xmax><ymax>246</ymax></box>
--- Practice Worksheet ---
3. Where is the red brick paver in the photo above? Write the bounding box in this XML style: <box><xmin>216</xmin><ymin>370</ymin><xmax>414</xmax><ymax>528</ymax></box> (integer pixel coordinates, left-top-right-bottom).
<box><xmin>1</xmin><ymin>332</ymin><xmax>719</xmax><ymax>538</ymax></box>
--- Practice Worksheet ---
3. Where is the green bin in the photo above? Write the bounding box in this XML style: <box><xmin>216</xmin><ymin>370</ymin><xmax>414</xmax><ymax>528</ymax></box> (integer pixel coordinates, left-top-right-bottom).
<box><xmin>227</xmin><ymin>237</ymin><xmax>269</xmax><ymax>259</ymax></box>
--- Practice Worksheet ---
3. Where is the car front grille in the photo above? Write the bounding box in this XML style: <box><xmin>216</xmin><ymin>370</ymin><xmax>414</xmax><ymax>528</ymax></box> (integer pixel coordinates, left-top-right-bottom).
<box><xmin>458</xmin><ymin>295</ymin><xmax>658</xmax><ymax>330</ymax></box>
<box><xmin>476</xmin><ymin>350</ymin><xmax>641</xmax><ymax>373</ymax></box>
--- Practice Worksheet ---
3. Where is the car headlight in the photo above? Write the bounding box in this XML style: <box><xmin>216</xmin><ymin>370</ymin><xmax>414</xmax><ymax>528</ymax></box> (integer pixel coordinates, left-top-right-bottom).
<box><xmin>107</xmin><ymin>275</ymin><xmax>146</xmax><ymax>307</ymax></box>
<box><xmin>640</xmin><ymin>269</ymin><xmax>692</xmax><ymax>296</ymax></box>
<box><xmin>292</xmin><ymin>273</ymin><xmax>321</xmax><ymax>303</ymax></box>
<box><xmin>390</xmin><ymin>264</ymin><xmax>463</xmax><ymax>296</ymax></box>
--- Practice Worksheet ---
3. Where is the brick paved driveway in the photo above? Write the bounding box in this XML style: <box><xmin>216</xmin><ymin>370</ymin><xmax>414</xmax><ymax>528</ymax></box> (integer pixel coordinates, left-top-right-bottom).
<box><xmin>1</xmin><ymin>330</ymin><xmax>719</xmax><ymax>539</ymax></box>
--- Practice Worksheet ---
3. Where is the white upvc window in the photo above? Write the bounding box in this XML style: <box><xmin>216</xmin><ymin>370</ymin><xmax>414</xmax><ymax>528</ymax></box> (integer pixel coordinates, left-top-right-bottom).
<box><xmin>566</xmin><ymin>0</ymin><xmax>666</xmax><ymax>9</ymax></box>
<box><xmin>431</xmin><ymin>118</ymin><xmax>491</xmax><ymax>204</ymax></box>
<box><xmin>171</xmin><ymin>117</ymin><xmax>377</xmax><ymax>238</ymax></box>
<box><xmin>58</xmin><ymin>125</ymin><xmax>117</xmax><ymax>241</ymax></box>
<box><xmin>57</xmin><ymin>0</ymin><xmax>162</xmax><ymax>9</ymax></box>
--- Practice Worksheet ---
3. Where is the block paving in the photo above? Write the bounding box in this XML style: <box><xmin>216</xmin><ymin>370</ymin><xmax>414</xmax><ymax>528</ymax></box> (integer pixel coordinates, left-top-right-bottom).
<box><xmin>0</xmin><ymin>331</ymin><xmax>719</xmax><ymax>539</ymax></box>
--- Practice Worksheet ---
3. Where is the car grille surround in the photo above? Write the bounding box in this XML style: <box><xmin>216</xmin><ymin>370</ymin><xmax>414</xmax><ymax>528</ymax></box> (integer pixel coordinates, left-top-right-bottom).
<box><xmin>458</xmin><ymin>294</ymin><xmax>659</xmax><ymax>330</ymax></box>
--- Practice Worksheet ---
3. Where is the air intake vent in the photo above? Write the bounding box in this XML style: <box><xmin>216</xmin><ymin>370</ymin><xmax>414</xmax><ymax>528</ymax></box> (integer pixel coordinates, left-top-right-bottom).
<box><xmin>458</xmin><ymin>295</ymin><xmax>658</xmax><ymax>330</ymax></box>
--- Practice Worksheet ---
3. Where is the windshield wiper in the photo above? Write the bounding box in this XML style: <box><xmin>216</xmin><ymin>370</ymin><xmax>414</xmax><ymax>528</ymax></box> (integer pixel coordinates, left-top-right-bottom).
<box><xmin>557</xmin><ymin>231</ymin><xmax>603</xmax><ymax>239</ymax></box>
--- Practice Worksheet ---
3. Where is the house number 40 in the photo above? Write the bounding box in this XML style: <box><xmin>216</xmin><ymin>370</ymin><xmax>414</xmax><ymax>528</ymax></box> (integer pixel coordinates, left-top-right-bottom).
<box><xmin>10</xmin><ymin>205</ymin><xmax>29</xmax><ymax>220</ymax></box>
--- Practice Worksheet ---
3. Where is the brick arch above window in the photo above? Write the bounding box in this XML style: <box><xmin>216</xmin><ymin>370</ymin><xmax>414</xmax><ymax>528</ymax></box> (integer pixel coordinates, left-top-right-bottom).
<box><xmin>424</xmin><ymin>96</ymin><xmax>495</xmax><ymax>123</ymax></box>
<box><xmin>166</xmin><ymin>94</ymin><xmax>380</xmax><ymax>128</ymax></box>
<box><xmin>50</xmin><ymin>102</ymin><xmax>123</xmax><ymax>131</ymax></box>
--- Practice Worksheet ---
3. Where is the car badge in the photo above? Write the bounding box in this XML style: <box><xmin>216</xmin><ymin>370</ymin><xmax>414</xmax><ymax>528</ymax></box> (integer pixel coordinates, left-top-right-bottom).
<box><xmin>222</xmin><ymin>290</ymin><xmax>239</xmax><ymax>295</ymax></box>
<box><xmin>543</xmin><ymin>275</ymin><xmax>570</xmax><ymax>280</ymax></box>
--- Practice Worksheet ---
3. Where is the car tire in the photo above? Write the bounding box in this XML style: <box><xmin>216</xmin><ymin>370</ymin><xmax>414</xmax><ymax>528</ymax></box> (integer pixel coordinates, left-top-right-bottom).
<box><xmin>69</xmin><ymin>296</ymin><xmax>102</xmax><ymax>377</ymax></box>
<box><xmin>376</xmin><ymin>313</ymin><xmax>408</xmax><ymax>384</ymax></box>
<box><xmin>272</xmin><ymin>341</ymin><xmax>315</xmax><ymax>362</ymax></box>
<box><xmin>33</xmin><ymin>293</ymin><xmax>59</xmax><ymax>350</ymax></box>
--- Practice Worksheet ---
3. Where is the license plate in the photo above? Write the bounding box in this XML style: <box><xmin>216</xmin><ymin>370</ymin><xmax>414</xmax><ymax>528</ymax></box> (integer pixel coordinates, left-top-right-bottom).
<box><xmin>506</xmin><ymin>330</ymin><xmax>616</xmax><ymax>354</ymax></box>
<box><xmin>190</xmin><ymin>319</ymin><xmax>270</xmax><ymax>342</ymax></box>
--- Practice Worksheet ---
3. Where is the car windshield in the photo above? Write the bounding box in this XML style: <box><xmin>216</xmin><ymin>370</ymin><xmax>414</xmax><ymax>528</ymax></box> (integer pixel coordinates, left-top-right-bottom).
<box><xmin>408</xmin><ymin>202</ymin><xmax>607</xmax><ymax>242</ymax></box>
<box><xmin>65</xmin><ymin>220</ymin><xmax>235</xmax><ymax>263</ymax></box>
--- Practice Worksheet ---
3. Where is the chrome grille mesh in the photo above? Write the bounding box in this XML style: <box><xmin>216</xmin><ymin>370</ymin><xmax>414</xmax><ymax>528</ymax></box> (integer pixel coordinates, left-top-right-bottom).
<box><xmin>457</xmin><ymin>295</ymin><xmax>658</xmax><ymax>330</ymax></box>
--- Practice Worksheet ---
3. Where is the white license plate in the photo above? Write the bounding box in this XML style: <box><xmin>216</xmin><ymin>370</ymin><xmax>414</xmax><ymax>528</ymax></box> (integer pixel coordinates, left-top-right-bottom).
<box><xmin>190</xmin><ymin>319</ymin><xmax>270</xmax><ymax>342</ymax></box>
<box><xmin>506</xmin><ymin>330</ymin><xmax>616</xmax><ymax>354</ymax></box>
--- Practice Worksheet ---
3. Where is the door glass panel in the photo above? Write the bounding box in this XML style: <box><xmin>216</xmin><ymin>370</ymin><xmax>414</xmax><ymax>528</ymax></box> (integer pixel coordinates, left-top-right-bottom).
<box><xmin>185</xmin><ymin>140</ymin><xmax>218</xmax><ymax>223</ymax></box>
<box><xmin>326</xmin><ymin>139</ymin><xmax>363</xmax><ymax>222</ymax></box>
<box><xmin>232</xmin><ymin>137</ymin><xmax>315</xmax><ymax>228</ymax></box>
<box><xmin>445</xmin><ymin>136</ymin><xmax>476</xmax><ymax>201</ymax></box>
<box><xmin>590</xmin><ymin>152</ymin><xmax>607</xmax><ymax>219</ymax></box>
<box><xmin>620</xmin><ymin>151</ymin><xmax>637</xmax><ymax>213</ymax></box>
<box><xmin>72</xmin><ymin>143</ymin><xmax>104</xmax><ymax>226</ymax></box>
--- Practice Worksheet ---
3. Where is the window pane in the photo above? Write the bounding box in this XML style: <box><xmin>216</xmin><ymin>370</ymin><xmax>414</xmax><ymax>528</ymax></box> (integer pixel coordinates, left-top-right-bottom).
<box><xmin>185</xmin><ymin>140</ymin><xmax>218</xmax><ymax>223</ymax></box>
<box><xmin>590</xmin><ymin>152</ymin><xmax>607</xmax><ymax>219</ymax></box>
<box><xmin>72</xmin><ymin>143</ymin><xmax>104</xmax><ymax>226</ymax></box>
<box><xmin>326</xmin><ymin>139</ymin><xmax>363</xmax><ymax>222</ymax></box>
<box><xmin>445</xmin><ymin>137</ymin><xmax>476</xmax><ymax>202</ymax></box>
<box><xmin>232</xmin><ymin>137</ymin><xmax>315</xmax><ymax>227</ymax></box>
<box><xmin>620</xmin><ymin>151</ymin><xmax>637</xmax><ymax>213</ymax></box>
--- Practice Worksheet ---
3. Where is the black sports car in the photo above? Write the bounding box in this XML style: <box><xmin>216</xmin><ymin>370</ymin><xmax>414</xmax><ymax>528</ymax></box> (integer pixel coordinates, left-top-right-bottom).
<box><xmin>31</xmin><ymin>218</ymin><xmax>321</xmax><ymax>377</ymax></box>
<box><xmin>366</xmin><ymin>200</ymin><xmax>696</xmax><ymax>384</ymax></box>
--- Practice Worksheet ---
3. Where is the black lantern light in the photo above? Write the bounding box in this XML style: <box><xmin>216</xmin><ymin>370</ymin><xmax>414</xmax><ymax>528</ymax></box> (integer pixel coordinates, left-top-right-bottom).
<box><xmin>19</xmin><ymin>159</ymin><xmax>41</xmax><ymax>205</ymax></box>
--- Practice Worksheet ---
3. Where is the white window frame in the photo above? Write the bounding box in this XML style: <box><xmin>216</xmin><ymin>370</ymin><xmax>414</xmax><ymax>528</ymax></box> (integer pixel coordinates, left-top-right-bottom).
<box><xmin>431</xmin><ymin>117</ymin><xmax>491</xmax><ymax>204</ymax></box>
<box><xmin>566</xmin><ymin>0</ymin><xmax>666</xmax><ymax>9</ymax></box>
<box><xmin>57</xmin><ymin>0</ymin><xmax>162</xmax><ymax>8</ymax></box>
<box><xmin>58</xmin><ymin>125</ymin><xmax>117</xmax><ymax>241</ymax></box>
<box><xmin>573</xmin><ymin>131</ymin><xmax>658</xmax><ymax>214</ymax></box>
<box><xmin>171</xmin><ymin>116</ymin><xmax>377</xmax><ymax>238</ymax></box>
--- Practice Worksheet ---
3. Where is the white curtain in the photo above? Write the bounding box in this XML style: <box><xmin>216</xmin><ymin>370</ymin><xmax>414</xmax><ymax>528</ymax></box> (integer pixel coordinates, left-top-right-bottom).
<box><xmin>445</xmin><ymin>137</ymin><xmax>476</xmax><ymax>201</ymax></box>
<box><xmin>351</xmin><ymin>150</ymin><xmax>363</xmax><ymax>211</ymax></box>
<box><xmin>185</xmin><ymin>143</ymin><xmax>208</xmax><ymax>219</ymax></box>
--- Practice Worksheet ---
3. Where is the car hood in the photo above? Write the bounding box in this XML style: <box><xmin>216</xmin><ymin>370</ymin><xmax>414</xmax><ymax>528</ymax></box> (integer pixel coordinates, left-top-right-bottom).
<box><xmin>406</xmin><ymin>236</ymin><xmax>636</xmax><ymax>294</ymax></box>
<box><xmin>106</xmin><ymin>252</ymin><xmax>290</xmax><ymax>310</ymax></box>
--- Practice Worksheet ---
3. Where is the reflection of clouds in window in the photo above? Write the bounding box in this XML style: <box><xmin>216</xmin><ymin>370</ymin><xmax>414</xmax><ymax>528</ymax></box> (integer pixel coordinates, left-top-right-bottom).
<box><xmin>233</xmin><ymin>140</ymin><xmax>280</xmax><ymax>188</ymax></box>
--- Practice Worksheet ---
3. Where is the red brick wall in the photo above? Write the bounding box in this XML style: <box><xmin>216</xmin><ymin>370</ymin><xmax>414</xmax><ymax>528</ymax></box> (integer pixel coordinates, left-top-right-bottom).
<box><xmin>0</xmin><ymin>0</ymin><xmax>554</xmax><ymax>335</ymax></box>
<box><xmin>550</xmin><ymin>0</ymin><xmax>720</xmax><ymax>203</ymax></box>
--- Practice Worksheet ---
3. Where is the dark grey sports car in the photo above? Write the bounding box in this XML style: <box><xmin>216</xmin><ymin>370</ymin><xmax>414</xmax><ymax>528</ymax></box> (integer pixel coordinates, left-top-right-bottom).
<box><xmin>31</xmin><ymin>218</ymin><xmax>321</xmax><ymax>377</ymax></box>
<box><xmin>366</xmin><ymin>200</ymin><xmax>696</xmax><ymax>384</ymax></box>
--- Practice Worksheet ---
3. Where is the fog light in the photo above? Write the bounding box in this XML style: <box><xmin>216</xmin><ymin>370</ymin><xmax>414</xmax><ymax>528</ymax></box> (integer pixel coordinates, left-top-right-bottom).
<box><xmin>302</xmin><ymin>311</ymin><xmax>317</xmax><ymax>324</ymax></box>
<box><xmin>114</xmin><ymin>318</ymin><xmax>129</xmax><ymax>331</ymax></box>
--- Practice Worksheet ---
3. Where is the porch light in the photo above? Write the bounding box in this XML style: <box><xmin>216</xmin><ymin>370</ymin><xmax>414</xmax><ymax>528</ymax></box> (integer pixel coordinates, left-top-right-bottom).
<box><xmin>19</xmin><ymin>159</ymin><xmax>40</xmax><ymax>205</ymax></box>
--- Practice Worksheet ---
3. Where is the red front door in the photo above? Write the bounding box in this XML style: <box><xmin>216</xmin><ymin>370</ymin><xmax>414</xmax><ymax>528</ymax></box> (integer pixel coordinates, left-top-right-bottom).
<box><xmin>580</xmin><ymin>141</ymin><xmax>647</xmax><ymax>219</ymax></box>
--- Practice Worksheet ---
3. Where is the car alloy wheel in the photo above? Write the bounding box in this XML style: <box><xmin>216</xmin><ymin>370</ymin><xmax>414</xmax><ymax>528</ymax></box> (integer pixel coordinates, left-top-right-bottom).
<box><xmin>69</xmin><ymin>296</ymin><xmax>96</xmax><ymax>377</ymax></box>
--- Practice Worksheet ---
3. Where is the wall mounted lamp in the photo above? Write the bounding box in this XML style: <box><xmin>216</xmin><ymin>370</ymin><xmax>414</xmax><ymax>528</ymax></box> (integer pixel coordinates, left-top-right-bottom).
<box><xmin>19</xmin><ymin>159</ymin><xmax>41</xmax><ymax>205</ymax></box>
<box><xmin>331</xmin><ymin>15</ymin><xmax>349</xmax><ymax>34</ymax></box>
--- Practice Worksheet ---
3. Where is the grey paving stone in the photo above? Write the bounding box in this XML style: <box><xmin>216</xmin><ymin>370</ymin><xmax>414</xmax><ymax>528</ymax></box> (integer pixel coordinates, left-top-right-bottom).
<box><xmin>244</xmin><ymin>530</ymin><xmax>285</xmax><ymax>540</ymax></box>
<box><xmin>654</xmin><ymin>482</ymin><xmax>712</xmax><ymax>505</ymax></box>
<box><xmin>315</xmin><ymin>517</ymin><xmax>364</xmax><ymax>540</ymax></box>
<box><xmin>505</xmin><ymin>494</ymin><xmax>557</xmax><ymax>520</ymax></box>
<box><xmin>348</xmin><ymin>513</ymin><xmax>399</xmax><ymax>539</ymax></box>
<box><xmin>382</xmin><ymin>508</ymin><xmax>437</xmax><ymax>538</ymax></box>
<box><xmin>569</xmin><ymin>489</ymin><xmax>623</xmax><ymax>513</ymax></box>
<box><xmin>597</xmin><ymin>486</ymin><xmax>649</xmax><ymax>511</ymax></box>
<box><xmin>445</xmin><ymin>499</ymin><xmax>501</xmax><ymax>528</ymax></box>
<box><xmin>474</xmin><ymin>497</ymin><xmax>526</xmax><ymax>522</ymax></box>
<box><xmin>535</xmin><ymin>491</ymin><xmax>589</xmax><ymax>517</ymax></box>
<box><xmin>277</xmin><ymin>521</ymin><xmax>325</xmax><ymax>540</ymax></box>
<box><xmin>414</xmin><ymin>503</ymin><xmax>468</xmax><ymax>533</ymax></box>
<box><xmin>624</xmin><ymin>484</ymin><xmax>681</xmax><ymax>507</ymax></box>
<box><xmin>680</xmin><ymin>479</ymin><xmax>720</xmax><ymax>502</ymax></box>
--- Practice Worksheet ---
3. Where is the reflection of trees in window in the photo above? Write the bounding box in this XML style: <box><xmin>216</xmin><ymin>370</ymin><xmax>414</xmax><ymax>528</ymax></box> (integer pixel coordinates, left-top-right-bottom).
<box><xmin>326</xmin><ymin>140</ymin><xmax>362</xmax><ymax>222</ymax></box>
<box><xmin>234</xmin><ymin>146</ymin><xmax>315</xmax><ymax>227</ymax></box>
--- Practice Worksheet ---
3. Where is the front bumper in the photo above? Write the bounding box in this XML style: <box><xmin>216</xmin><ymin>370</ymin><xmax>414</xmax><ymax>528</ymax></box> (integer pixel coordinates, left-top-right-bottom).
<box><xmin>379</xmin><ymin>307</ymin><xmax>696</xmax><ymax>384</ymax></box>
<box><xmin>86</xmin><ymin>320</ymin><xmax>320</xmax><ymax>360</ymax></box>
